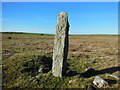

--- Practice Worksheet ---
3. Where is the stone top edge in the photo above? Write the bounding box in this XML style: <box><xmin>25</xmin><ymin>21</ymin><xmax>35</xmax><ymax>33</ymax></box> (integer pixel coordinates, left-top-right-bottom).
<box><xmin>58</xmin><ymin>11</ymin><xmax>68</xmax><ymax>16</ymax></box>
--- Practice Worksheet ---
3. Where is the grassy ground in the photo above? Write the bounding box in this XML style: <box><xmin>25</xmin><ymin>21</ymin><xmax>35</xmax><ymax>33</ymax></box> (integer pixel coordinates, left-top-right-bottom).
<box><xmin>2</xmin><ymin>33</ymin><xmax>120</xmax><ymax>89</ymax></box>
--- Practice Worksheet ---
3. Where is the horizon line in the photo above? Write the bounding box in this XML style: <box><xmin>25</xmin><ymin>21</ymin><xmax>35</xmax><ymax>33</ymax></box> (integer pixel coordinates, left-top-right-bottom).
<box><xmin>1</xmin><ymin>32</ymin><xmax>119</xmax><ymax>35</ymax></box>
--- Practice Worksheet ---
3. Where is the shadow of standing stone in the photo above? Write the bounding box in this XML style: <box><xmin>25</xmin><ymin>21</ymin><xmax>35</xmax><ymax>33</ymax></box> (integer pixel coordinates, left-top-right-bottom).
<box><xmin>21</xmin><ymin>55</ymin><xmax>52</xmax><ymax>76</ymax></box>
<box><xmin>81</xmin><ymin>67</ymin><xmax>120</xmax><ymax>78</ymax></box>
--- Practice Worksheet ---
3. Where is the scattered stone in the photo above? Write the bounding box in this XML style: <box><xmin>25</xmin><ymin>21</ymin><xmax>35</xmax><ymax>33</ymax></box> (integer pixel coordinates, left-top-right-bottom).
<box><xmin>69</xmin><ymin>80</ymin><xmax>73</xmax><ymax>83</ymax></box>
<box><xmin>85</xmin><ymin>68</ymin><xmax>92</xmax><ymax>71</ymax></box>
<box><xmin>33</xmin><ymin>79</ymin><xmax>37</xmax><ymax>82</ymax></box>
<box><xmin>38</xmin><ymin>67</ymin><xmax>43</xmax><ymax>73</ymax></box>
<box><xmin>52</xmin><ymin>11</ymin><xmax>69</xmax><ymax>77</ymax></box>
<box><xmin>85</xmin><ymin>68</ymin><xmax>97</xmax><ymax>73</ymax></box>
<box><xmin>69</xmin><ymin>79</ymin><xmax>76</xmax><ymax>83</ymax></box>
<box><xmin>75</xmin><ymin>84</ymin><xmax>78</xmax><ymax>87</ymax></box>
<box><xmin>93</xmin><ymin>76</ymin><xmax>108</xmax><ymax>87</ymax></box>
<box><xmin>36</xmin><ymin>74</ymin><xmax>40</xmax><ymax>78</ymax></box>
<box><xmin>106</xmin><ymin>74</ymin><xmax>120</xmax><ymax>80</ymax></box>
<box><xmin>88</xmin><ymin>61</ymin><xmax>95</xmax><ymax>64</ymax></box>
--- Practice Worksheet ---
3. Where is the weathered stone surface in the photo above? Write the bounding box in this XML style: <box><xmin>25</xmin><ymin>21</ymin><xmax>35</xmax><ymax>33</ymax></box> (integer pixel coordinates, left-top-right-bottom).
<box><xmin>52</xmin><ymin>11</ymin><xmax>69</xmax><ymax>77</ymax></box>
<box><xmin>38</xmin><ymin>67</ymin><xmax>43</xmax><ymax>73</ymax></box>
<box><xmin>36</xmin><ymin>74</ymin><xmax>40</xmax><ymax>78</ymax></box>
<box><xmin>93</xmin><ymin>76</ymin><xmax>108</xmax><ymax>87</ymax></box>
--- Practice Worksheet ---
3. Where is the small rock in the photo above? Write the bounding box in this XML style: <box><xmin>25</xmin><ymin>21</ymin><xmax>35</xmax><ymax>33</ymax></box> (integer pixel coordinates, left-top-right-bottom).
<box><xmin>85</xmin><ymin>68</ymin><xmax>96</xmax><ymax>72</ymax></box>
<box><xmin>69</xmin><ymin>79</ymin><xmax>76</xmax><ymax>83</ymax></box>
<box><xmin>76</xmin><ymin>84</ymin><xmax>78</xmax><ymax>86</ymax></box>
<box><xmin>33</xmin><ymin>79</ymin><xmax>37</xmax><ymax>82</ymax></box>
<box><xmin>38</xmin><ymin>67</ymin><xmax>43</xmax><ymax>73</ymax></box>
<box><xmin>36</xmin><ymin>74</ymin><xmax>40</xmax><ymax>78</ymax></box>
<box><xmin>85</xmin><ymin>68</ymin><xmax>91</xmax><ymax>71</ymax></box>
<box><xmin>93</xmin><ymin>76</ymin><xmax>108</xmax><ymax>87</ymax></box>
<box><xmin>106</xmin><ymin>74</ymin><xmax>120</xmax><ymax>80</ymax></box>
<box><xmin>88</xmin><ymin>61</ymin><xmax>95</xmax><ymax>64</ymax></box>
<box><xmin>69</xmin><ymin>80</ymin><xmax>73</xmax><ymax>83</ymax></box>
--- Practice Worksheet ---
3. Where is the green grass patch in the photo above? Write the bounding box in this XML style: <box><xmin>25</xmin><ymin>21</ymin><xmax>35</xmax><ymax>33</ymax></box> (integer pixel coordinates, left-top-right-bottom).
<box><xmin>2</xmin><ymin>53</ymin><xmax>119</xmax><ymax>88</ymax></box>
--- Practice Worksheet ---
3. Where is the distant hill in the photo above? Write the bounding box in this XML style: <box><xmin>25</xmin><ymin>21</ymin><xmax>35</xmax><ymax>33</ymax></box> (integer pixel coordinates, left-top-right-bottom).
<box><xmin>1</xmin><ymin>32</ymin><xmax>119</xmax><ymax>36</ymax></box>
<box><xmin>2</xmin><ymin>32</ymin><xmax>55</xmax><ymax>36</ymax></box>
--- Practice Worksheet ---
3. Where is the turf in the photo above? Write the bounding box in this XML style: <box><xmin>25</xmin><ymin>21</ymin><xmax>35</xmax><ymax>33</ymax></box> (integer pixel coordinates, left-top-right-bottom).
<box><xmin>2</xmin><ymin>33</ymin><xmax>119</xmax><ymax>89</ymax></box>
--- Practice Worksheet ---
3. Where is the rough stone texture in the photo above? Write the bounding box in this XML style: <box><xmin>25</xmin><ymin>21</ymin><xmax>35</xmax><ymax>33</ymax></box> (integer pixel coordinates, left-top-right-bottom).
<box><xmin>38</xmin><ymin>67</ymin><xmax>43</xmax><ymax>73</ymax></box>
<box><xmin>52</xmin><ymin>11</ymin><xmax>69</xmax><ymax>77</ymax></box>
<box><xmin>93</xmin><ymin>76</ymin><xmax>108</xmax><ymax>87</ymax></box>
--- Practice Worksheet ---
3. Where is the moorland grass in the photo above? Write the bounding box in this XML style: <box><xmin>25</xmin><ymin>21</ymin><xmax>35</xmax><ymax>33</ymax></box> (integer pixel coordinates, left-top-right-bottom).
<box><xmin>2</xmin><ymin>33</ymin><xmax>119</xmax><ymax>89</ymax></box>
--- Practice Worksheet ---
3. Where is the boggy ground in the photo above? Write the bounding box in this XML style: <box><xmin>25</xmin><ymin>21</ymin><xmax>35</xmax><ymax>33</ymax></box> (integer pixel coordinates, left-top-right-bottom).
<box><xmin>2</xmin><ymin>33</ymin><xmax>120</xmax><ymax>88</ymax></box>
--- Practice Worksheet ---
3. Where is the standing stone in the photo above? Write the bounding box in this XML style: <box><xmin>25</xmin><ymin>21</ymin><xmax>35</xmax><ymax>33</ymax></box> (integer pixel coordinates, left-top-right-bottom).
<box><xmin>52</xmin><ymin>11</ymin><xmax>69</xmax><ymax>77</ymax></box>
